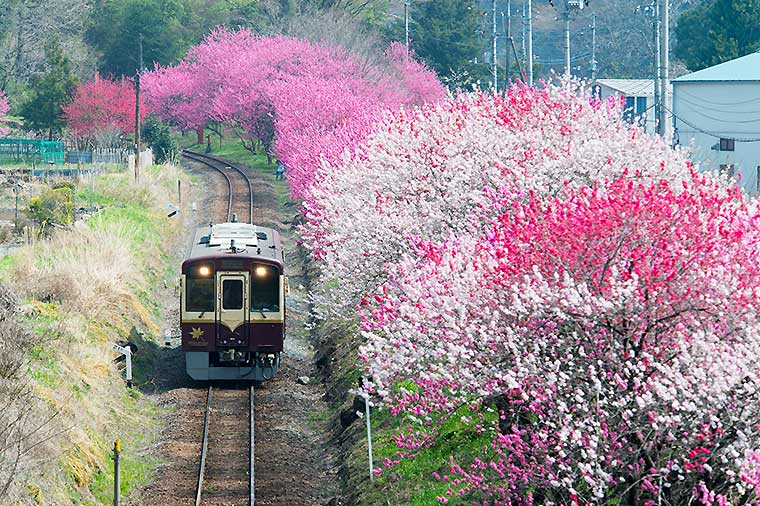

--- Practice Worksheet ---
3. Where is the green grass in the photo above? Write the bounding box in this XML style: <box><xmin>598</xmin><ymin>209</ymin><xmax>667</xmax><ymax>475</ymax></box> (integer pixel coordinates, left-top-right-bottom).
<box><xmin>363</xmin><ymin>402</ymin><xmax>501</xmax><ymax>505</ymax></box>
<box><xmin>0</xmin><ymin>254</ymin><xmax>19</xmax><ymax>280</ymax></box>
<box><xmin>28</xmin><ymin>343</ymin><xmax>63</xmax><ymax>389</ymax></box>
<box><xmin>86</xmin><ymin>405</ymin><xmax>163</xmax><ymax>506</ymax></box>
<box><xmin>89</xmin><ymin>206</ymin><xmax>162</xmax><ymax>251</ymax></box>
<box><xmin>1</xmin><ymin>164</ymin><xmax>182</xmax><ymax>505</ymax></box>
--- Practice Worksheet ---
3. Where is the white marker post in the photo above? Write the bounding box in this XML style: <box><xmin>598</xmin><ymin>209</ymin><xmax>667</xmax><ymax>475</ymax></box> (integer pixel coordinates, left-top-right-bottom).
<box><xmin>108</xmin><ymin>343</ymin><xmax>133</xmax><ymax>387</ymax></box>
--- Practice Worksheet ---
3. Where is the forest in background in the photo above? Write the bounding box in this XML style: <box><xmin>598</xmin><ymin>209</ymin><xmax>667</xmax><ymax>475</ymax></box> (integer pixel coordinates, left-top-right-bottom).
<box><xmin>1</xmin><ymin>0</ymin><xmax>758</xmax><ymax>137</ymax></box>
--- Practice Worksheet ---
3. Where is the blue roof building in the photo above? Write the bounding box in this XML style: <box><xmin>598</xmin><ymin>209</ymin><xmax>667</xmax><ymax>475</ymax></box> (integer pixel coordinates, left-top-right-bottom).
<box><xmin>672</xmin><ymin>53</ymin><xmax>760</xmax><ymax>193</ymax></box>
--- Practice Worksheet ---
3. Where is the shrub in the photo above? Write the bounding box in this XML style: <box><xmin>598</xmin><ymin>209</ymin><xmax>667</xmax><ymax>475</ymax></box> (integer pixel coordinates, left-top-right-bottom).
<box><xmin>28</xmin><ymin>186</ymin><xmax>75</xmax><ymax>229</ymax></box>
<box><xmin>141</xmin><ymin>116</ymin><xmax>177</xmax><ymax>163</ymax></box>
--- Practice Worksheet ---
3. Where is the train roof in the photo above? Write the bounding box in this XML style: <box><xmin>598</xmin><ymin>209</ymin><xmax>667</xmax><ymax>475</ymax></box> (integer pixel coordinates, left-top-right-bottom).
<box><xmin>186</xmin><ymin>222</ymin><xmax>284</xmax><ymax>266</ymax></box>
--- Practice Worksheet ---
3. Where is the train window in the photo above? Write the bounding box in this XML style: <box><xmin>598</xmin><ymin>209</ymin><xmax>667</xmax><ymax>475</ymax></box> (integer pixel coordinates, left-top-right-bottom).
<box><xmin>252</xmin><ymin>264</ymin><xmax>279</xmax><ymax>312</ymax></box>
<box><xmin>186</xmin><ymin>278</ymin><xmax>214</xmax><ymax>312</ymax></box>
<box><xmin>222</xmin><ymin>279</ymin><xmax>244</xmax><ymax>310</ymax></box>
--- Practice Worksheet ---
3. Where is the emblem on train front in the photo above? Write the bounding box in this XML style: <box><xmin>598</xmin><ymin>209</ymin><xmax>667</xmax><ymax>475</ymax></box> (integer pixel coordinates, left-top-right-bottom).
<box><xmin>190</xmin><ymin>327</ymin><xmax>205</xmax><ymax>340</ymax></box>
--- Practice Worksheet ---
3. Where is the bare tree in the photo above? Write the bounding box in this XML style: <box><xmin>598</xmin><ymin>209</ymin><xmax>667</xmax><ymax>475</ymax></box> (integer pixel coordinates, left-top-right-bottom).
<box><xmin>0</xmin><ymin>0</ymin><xmax>97</xmax><ymax>91</ymax></box>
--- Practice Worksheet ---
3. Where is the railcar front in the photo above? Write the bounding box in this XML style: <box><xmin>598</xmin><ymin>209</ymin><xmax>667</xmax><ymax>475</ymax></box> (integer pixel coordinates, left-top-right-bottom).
<box><xmin>180</xmin><ymin>222</ymin><xmax>285</xmax><ymax>381</ymax></box>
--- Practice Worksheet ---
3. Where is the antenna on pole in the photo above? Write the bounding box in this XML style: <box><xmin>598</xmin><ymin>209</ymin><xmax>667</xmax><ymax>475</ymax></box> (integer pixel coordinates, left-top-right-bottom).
<box><xmin>654</xmin><ymin>0</ymin><xmax>662</xmax><ymax>135</ymax></box>
<box><xmin>505</xmin><ymin>0</ymin><xmax>512</xmax><ymax>86</ymax></box>
<box><xmin>660</xmin><ymin>0</ymin><xmax>670</xmax><ymax>139</ymax></box>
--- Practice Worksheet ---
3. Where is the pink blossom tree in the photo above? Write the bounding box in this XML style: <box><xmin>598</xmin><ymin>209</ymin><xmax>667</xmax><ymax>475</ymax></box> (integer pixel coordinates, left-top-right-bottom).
<box><xmin>360</xmin><ymin>172</ymin><xmax>760</xmax><ymax>505</ymax></box>
<box><xmin>62</xmin><ymin>75</ymin><xmax>147</xmax><ymax>148</ymax></box>
<box><xmin>298</xmin><ymin>82</ymin><xmax>760</xmax><ymax>504</ymax></box>
<box><xmin>0</xmin><ymin>91</ymin><xmax>9</xmax><ymax>137</ymax></box>
<box><xmin>141</xmin><ymin>28</ymin><xmax>444</xmax><ymax>197</ymax></box>
<box><xmin>302</xmin><ymin>83</ymin><xmax>693</xmax><ymax>317</ymax></box>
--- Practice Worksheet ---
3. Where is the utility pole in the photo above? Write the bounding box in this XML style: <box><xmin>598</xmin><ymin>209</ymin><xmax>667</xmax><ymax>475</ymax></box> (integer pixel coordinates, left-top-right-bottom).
<box><xmin>660</xmin><ymin>0</ymin><xmax>669</xmax><ymax>139</ymax></box>
<box><xmin>653</xmin><ymin>0</ymin><xmax>662</xmax><ymax>135</ymax></box>
<box><xmin>492</xmin><ymin>0</ymin><xmax>498</xmax><ymax>90</ymax></box>
<box><xmin>134</xmin><ymin>33</ymin><xmax>143</xmax><ymax>182</ymax></box>
<box><xmin>563</xmin><ymin>1</ymin><xmax>571</xmax><ymax>76</ymax></box>
<box><xmin>521</xmin><ymin>1</ymin><xmax>527</xmax><ymax>67</ymax></box>
<box><xmin>526</xmin><ymin>0</ymin><xmax>533</xmax><ymax>85</ymax></box>
<box><xmin>505</xmin><ymin>0</ymin><xmax>512</xmax><ymax>86</ymax></box>
<box><xmin>591</xmin><ymin>14</ymin><xmax>597</xmax><ymax>80</ymax></box>
<box><xmin>404</xmin><ymin>1</ymin><xmax>410</xmax><ymax>55</ymax></box>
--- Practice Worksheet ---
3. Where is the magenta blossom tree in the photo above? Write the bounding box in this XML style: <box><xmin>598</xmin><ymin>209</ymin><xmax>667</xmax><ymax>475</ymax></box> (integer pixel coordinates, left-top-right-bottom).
<box><xmin>297</xmin><ymin>82</ymin><xmax>760</xmax><ymax>504</ymax></box>
<box><xmin>62</xmin><ymin>75</ymin><xmax>148</xmax><ymax>147</ymax></box>
<box><xmin>141</xmin><ymin>28</ymin><xmax>444</xmax><ymax>198</ymax></box>
<box><xmin>0</xmin><ymin>90</ymin><xmax>9</xmax><ymax>137</ymax></box>
<box><xmin>361</xmin><ymin>172</ymin><xmax>760</xmax><ymax>504</ymax></box>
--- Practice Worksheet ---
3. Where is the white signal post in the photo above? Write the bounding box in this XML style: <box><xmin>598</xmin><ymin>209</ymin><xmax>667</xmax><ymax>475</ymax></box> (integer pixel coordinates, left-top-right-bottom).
<box><xmin>108</xmin><ymin>342</ymin><xmax>133</xmax><ymax>387</ymax></box>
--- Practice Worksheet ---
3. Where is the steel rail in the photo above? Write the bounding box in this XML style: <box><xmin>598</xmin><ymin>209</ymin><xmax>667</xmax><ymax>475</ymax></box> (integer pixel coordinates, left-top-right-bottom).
<box><xmin>181</xmin><ymin>150</ymin><xmax>254</xmax><ymax>224</ymax></box>
<box><xmin>195</xmin><ymin>385</ymin><xmax>213</xmax><ymax>506</ymax></box>
<box><xmin>182</xmin><ymin>151</ymin><xmax>234</xmax><ymax>222</ymax></box>
<box><xmin>249</xmin><ymin>385</ymin><xmax>255</xmax><ymax>506</ymax></box>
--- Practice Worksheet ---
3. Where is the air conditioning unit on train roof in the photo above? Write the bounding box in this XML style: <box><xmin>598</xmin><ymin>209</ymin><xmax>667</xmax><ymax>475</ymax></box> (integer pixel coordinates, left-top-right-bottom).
<box><xmin>207</xmin><ymin>222</ymin><xmax>259</xmax><ymax>249</ymax></box>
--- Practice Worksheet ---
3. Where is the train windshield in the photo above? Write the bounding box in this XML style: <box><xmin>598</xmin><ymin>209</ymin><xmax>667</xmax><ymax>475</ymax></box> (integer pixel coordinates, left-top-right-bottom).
<box><xmin>222</xmin><ymin>279</ymin><xmax>244</xmax><ymax>310</ymax></box>
<box><xmin>252</xmin><ymin>264</ymin><xmax>279</xmax><ymax>312</ymax></box>
<box><xmin>186</xmin><ymin>278</ymin><xmax>214</xmax><ymax>312</ymax></box>
<box><xmin>186</xmin><ymin>264</ymin><xmax>214</xmax><ymax>312</ymax></box>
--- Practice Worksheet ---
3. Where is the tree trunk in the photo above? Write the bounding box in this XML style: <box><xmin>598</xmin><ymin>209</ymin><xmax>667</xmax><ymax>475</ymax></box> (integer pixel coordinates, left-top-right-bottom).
<box><xmin>196</xmin><ymin>126</ymin><xmax>204</xmax><ymax>145</ymax></box>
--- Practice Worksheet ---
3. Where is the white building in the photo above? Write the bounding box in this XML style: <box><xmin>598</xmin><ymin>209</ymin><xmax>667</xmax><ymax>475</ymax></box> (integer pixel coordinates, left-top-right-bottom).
<box><xmin>672</xmin><ymin>53</ymin><xmax>760</xmax><ymax>194</ymax></box>
<box><xmin>593</xmin><ymin>79</ymin><xmax>668</xmax><ymax>134</ymax></box>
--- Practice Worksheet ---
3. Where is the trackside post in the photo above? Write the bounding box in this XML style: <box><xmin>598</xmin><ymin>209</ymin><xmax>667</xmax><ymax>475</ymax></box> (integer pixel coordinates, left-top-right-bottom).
<box><xmin>362</xmin><ymin>391</ymin><xmax>374</xmax><ymax>481</ymax></box>
<box><xmin>108</xmin><ymin>343</ymin><xmax>133</xmax><ymax>387</ymax></box>
<box><xmin>113</xmin><ymin>439</ymin><xmax>121</xmax><ymax>506</ymax></box>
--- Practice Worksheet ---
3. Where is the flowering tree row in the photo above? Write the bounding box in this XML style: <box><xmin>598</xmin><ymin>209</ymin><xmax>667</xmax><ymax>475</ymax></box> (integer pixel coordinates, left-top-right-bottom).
<box><xmin>0</xmin><ymin>91</ymin><xmax>9</xmax><ymax>136</ymax></box>
<box><xmin>141</xmin><ymin>28</ymin><xmax>444</xmax><ymax>199</ymax></box>
<box><xmin>61</xmin><ymin>75</ymin><xmax>148</xmax><ymax>148</ymax></box>
<box><xmin>303</xmin><ymin>82</ymin><xmax>760</xmax><ymax>504</ymax></box>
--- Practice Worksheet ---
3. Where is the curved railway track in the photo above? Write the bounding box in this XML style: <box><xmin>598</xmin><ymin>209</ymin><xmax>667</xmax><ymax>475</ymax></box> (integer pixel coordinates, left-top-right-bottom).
<box><xmin>181</xmin><ymin>150</ymin><xmax>257</xmax><ymax>505</ymax></box>
<box><xmin>182</xmin><ymin>150</ymin><xmax>254</xmax><ymax>223</ymax></box>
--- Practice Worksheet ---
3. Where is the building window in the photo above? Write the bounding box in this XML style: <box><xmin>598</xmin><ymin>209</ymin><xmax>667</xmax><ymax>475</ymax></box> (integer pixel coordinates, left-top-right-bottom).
<box><xmin>720</xmin><ymin>164</ymin><xmax>736</xmax><ymax>178</ymax></box>
<box><xmin>635</xmin><ymin>96</ymin><xmax>647</xmax><ymax>131</ymax></box>
<box><xmin>623</xmin><ymin>96</ymin><xmax>635</xmax><ymax>124</ymax></box>
<box><xmin>720</xmin><ymin>138</ymin><xmax>735</xmax><ymax>151</ymax></box>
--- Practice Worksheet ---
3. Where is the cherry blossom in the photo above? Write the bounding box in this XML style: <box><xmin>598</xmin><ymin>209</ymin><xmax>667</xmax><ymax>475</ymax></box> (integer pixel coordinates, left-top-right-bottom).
<box><xmin>141</xmin><ymin>28</ymin><xmax>444</xmax><ymax>198</ymax></box>
<box><xmin>62</xmin><ymin>75</ymin><xmax>148</xmax><ymax>141</ymax></box>
<box><xmin>0</xmin><ymin>90</ymin><xmax>9</xmax><ymax>137</ymax></box>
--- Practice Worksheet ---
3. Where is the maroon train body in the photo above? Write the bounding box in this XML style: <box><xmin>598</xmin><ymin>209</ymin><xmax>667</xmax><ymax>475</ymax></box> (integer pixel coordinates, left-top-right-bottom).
<box><xmin>180</xmin><ymin>222</ymin><xmax>285</xmax><ymax>381</ymax></box>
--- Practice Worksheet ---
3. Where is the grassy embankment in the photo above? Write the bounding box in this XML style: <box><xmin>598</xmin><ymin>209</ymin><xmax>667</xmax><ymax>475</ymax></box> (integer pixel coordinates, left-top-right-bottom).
<box><xmin>0</xmin><ymin>163</ymin><xmax>189</xmax><ymax>505</ymax></box>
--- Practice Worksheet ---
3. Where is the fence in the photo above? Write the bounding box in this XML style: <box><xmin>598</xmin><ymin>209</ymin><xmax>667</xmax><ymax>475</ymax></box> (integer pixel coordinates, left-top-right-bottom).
<box><xmin>66</xmin><ymin>148</ymin><xmax>129</xmax><ymax>165</ymax></box>
<box><xmin>0</xmin><ymin>138</ymin><xmax>65</xmax><ymax>165</ymax></box>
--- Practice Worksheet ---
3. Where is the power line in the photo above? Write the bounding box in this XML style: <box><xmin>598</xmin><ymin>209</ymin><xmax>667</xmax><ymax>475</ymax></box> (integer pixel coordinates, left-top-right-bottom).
<box><xmin>668</xmin><ymin>106</ymin><xmax>760</xmax><ymax>143</ymax></box>
<box><xmin>676</xmin><ymin>87</ymin><xmax>760</xmax><ymax>107</ymax></box>
<box><xmin>686</xmin><ymin>108</ymin><xmax>760</xmax><ymax>125</ymax></box>
<box><xmin>675</xmin><ymin>93</ymin><xmax>760</xmax><ymax>115</ymax></box>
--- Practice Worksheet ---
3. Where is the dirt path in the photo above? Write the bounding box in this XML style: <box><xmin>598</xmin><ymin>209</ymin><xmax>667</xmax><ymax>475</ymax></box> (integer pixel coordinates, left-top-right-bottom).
<box><xmin>133</xmin><ymin>159</ymin><xmax>339</xmax><ymax>506</ymax></box>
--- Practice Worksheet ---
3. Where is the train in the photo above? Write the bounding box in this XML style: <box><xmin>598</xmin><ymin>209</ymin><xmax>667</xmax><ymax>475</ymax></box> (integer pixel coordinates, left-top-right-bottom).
<box><xmin>180</xmin><ymin>219</ymin><xmax>285</xmax><ymax>381</ymax></box>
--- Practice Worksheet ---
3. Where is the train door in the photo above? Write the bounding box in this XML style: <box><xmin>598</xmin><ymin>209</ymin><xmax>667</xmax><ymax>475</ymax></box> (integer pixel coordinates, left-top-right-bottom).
<box><xmin>216</xmin><ymin>273</ymin><xmax>250</xmax><ymax>347</ymax></box>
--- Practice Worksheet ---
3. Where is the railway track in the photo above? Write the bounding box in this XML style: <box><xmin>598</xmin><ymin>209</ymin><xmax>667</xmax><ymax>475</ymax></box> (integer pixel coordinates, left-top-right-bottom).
<box><xmin>195</xmin><ymin>385</ymin><xmax>255</xmax><ymax>506</ymax></box>
<box><xmin>182</xmin><ymin>150</ymin><xmax>254</xmax><ymax>223</ymax></box>
<box><xmin>181</xmin><ymin>151</ymin><xmax>257</xmax><ymax>505</ymax></box>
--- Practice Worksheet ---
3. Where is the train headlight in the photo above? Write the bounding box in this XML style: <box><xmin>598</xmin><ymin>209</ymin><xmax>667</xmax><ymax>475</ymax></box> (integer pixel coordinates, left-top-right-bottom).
<box><xmin>255</xmin><ymin>266</ymin><xmax>268</xmax><ymax>277</ymax></box>
<box><xmin>198</xmin><ymin>265</ymin><xmax>211</xmax><ymax>277</ymax></box>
